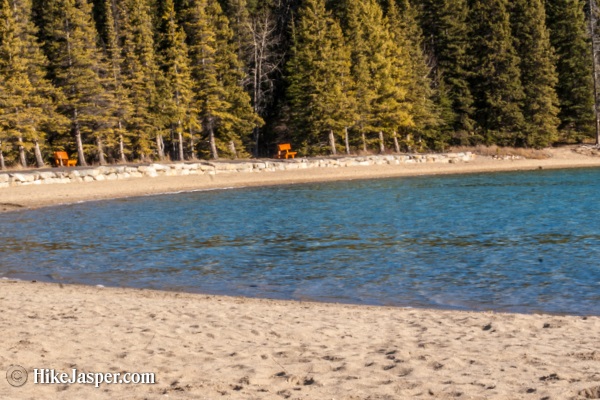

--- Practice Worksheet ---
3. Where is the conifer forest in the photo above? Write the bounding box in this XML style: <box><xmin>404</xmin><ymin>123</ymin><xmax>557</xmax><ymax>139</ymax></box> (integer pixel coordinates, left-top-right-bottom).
<box><xmin>0</xmin><ymin>0</ymin><xmax>598</xmax><ymax>168</ymax></box>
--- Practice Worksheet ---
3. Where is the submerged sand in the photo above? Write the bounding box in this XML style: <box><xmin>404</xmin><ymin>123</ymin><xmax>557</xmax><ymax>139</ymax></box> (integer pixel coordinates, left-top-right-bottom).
<box><xmin>1</xmin><ymin>147</ymin><xmax>600</xmax><ymax>399</ymax></box>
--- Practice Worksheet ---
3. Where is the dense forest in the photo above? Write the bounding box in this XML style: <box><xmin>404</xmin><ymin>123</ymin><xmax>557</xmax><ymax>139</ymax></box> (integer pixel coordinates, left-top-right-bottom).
<box><xmin>0</xmin><ymin>0</ymin><xmax>598</xmax><ymax>168</ymax></box>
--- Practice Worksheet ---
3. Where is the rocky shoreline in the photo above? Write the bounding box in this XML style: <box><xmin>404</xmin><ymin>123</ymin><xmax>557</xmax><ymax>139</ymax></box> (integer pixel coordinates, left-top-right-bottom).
<box><xmin>0</xmin><ymin>152</ymin><xmax>474</xmax><ymax>188</ymax></box>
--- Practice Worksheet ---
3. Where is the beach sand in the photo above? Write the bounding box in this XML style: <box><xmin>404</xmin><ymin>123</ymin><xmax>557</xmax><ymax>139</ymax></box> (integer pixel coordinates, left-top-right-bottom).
<box><xmin>0</xmin><ymin>281</ymin><xmax>598</xmax><ymax>400</ymax></box>
<box><xmin>1</xmin><ymin>147</ymin><xmax>600</xmax><ymax>399</ymax></box>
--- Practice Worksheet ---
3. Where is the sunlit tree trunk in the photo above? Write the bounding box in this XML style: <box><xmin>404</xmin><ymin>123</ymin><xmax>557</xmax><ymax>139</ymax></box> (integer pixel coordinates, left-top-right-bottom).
<box><xmin>0</xmin><ymin>141</ymin><xmax>6</xmax><ymax>170</ymax></box>
<box><xmin>177</xmin><ymin>129</ymin><xmax>184</xmax><ymax>161</ymax></box>
<box><xmin>96</xmin><ymin>136</ymin><xmax>106</xmax><ymax>165</ymax></box>
<box><xmin>329</xmin><ymin>130</ymin><xmax>337</xmax><ymax>155</ymax></box>
<box><xmin>393</xmin><ymin>131</ymin><xmax>400</xmax><ymax>153</ymax></box>
<box><xmin>34</xmin><ymin>140</ymin><xmax>45</xmax><ymax>168</ymax></box>
<box><xmin>208</xmin><ymin>118</ymin><xmax>218</xmax><ymax>160</ymax></box>
<box><xmin>229</xmin><ymin>141</ymin><xmax>237</xmax><ymax>159</ymax></box>
<box><xmin>18</xmin><ymin>136</ymin><xmax>27</xmax><ymax>167</ymax></box>
<box><xmin>156</xmin><ymin>134</ymin><xmax>165</xmax><ymax>160</ymax></box>
<box><xmin>344</xmin><ymin>127</ymin><xmax>350</xmax><ymax>155</ymax></box>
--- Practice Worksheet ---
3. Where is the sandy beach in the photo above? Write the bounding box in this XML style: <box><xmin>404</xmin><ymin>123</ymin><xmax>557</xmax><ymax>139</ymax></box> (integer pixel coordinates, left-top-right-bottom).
<box><xmin>0</xmin><ymin>280</ymin><xmax>599</xmax><ymax>399</ymax></box>
<box><xmin>1</xmin><ymin>147</ymin><xmax>600</xmax><ymax>399</ymax></box>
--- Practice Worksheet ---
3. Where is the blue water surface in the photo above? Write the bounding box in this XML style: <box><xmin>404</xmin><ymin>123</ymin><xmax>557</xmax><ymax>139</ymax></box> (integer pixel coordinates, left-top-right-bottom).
<box><xmin>1</xmin><ymin>168</ymin><xmax>600</xmax><ymax>315</ymax></box>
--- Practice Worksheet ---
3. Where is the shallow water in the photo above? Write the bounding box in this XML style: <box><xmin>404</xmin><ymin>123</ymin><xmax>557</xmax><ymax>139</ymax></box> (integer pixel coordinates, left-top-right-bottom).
<box><xmin>1</xmin><ymin>168</ymin><xmax>600</xmax><ymax>315</ymax></box>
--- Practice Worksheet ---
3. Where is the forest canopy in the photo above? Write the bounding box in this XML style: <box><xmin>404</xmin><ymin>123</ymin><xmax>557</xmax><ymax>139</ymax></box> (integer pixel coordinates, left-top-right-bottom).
<box><xmin>0</xmin><ymin>0</ymin><xmax>597</xmax><ymax>168</ymax></box>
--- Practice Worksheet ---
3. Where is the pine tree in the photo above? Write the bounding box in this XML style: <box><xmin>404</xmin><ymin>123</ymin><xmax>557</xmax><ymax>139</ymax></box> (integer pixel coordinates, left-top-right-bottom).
<box><xmin>99</xmin><ymin>0</ymin><xmax>133</xmax><ymax>163</ymax></box>
<box><xmin>546</xmin><ymin>0</ymin><xmax>595</xmax><ymax>140</ymax></box>
<box><xmin>343</xmin><ymin>0</ymin><xmax>413</xmax><ymax>152</ymax></box>
<box><xmin>41</xmin><ymin>0</ymin><xmax>115</xmax><ymax>166</ymax></box>
<box><xmin>388</xmin><ymin>0</ymin><xmax>442</xmax><ymax>150</ymax></box>
<box><xmin>181</xmin><ymin>0</ymin><xmax>262</xmax><ymax>159</ymax></box>
<box><xmin>417</xmin><ymin>0</ymin><xmax>474</xmax><ymax>137</ymax></box>
<box><xmin>157</xmin><ymin>0</ymin><xmax>197</xmax><ymax>161</ymax></box>
<box><xmin>509</xmin><ymin>0</ymin><xmax>560</xmax><ymax>148</ymax></box>
<box><xmin>222</xmin><ymin>0</ymin><xmax>252</xmax><ymax>63</ymax></box>
<box><xmin>469</xmin><ymin>0</ymin><xmax>525</xmax><ymax>145</ymax></box>
<box><xmin>0</xmin><ymin>0</ymin><xmax>58</xmax><ymax>168</ymax></box>
<box><xmin>117</xmin><ymin>0</ymin><xmax>165</xmax><ymax>160</ymax></box>
<box><xmin>286</xmin><ymin>0</ymin><xmax>355</xmax><ymax>154</ymax></box>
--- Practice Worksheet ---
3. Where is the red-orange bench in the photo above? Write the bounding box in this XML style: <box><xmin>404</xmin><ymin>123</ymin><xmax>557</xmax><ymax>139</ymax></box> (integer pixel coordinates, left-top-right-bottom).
<box><xmin>53</xmin><ymin>151</ymin><xmax>77</xmax><ymax>167</ymax></box>
<box><xmin>274</xmin><ymin>143</ymin><xmax>297</xmax><ymax>159</ymax></box>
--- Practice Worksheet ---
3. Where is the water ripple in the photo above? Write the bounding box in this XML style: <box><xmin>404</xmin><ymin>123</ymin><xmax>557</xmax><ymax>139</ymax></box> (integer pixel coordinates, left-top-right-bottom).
<box><xmin>1</xmin><ymin>168</ymin><xmax>600</xmax><ymax>315</ymax></box>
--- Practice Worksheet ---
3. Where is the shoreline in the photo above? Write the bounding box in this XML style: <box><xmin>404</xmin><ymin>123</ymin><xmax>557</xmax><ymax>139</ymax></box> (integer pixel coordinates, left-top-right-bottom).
<box><xmin>2</xmin><ymin>147</ymin><xmax>600</xmax><ymax>212</ymax></box>
<box><xmin>1</xmin><ymin>279</ymin><xmax>598</xmax><ymax>399</ymax></box>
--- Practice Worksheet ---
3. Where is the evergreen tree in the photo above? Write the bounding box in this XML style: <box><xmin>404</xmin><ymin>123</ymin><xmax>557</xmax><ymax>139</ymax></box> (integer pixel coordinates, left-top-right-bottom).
<box><xmin>469</xmin><ymin>0</ymin><xmax>525</xmax><ymax>145</ymax></box>
<box><xmin>117</xmin><ymin>0</ymin><xmax>165</xmax><ymax>160</ymax></box>
<box><xmin>222</xmin><ymin>0</ymin><xmax>252</xmax><ymax>63</ymax></box>
<box><xmin>41</xmin><ymin>0</ymin><xmax>115</xmax><ymax>166</ymax></box>
<box><xmin>388</xmin><ymin>0</ymin><xmax>442</xmax><ymax>150</ymax></box>
<box><xmin>417</xmin><ymin>0</ymin><xmax>474</xmax><ymax>137</ymax></box>
<box><xmin>546</xmin><ymin>0</ymin><xmax>595</xmax><ymax>140</ymax></box>
<box><xmin>99</xmin><ymin>0</ymin><xmax>133</xmax><ymax>163</ymax></box>
<box><xmin>510</xmin><ymin>0</ymin><xmax>560</xmax><ymax>148</ymax></box>
<box><xmin>181</xmin><ymin>0</ymin><xmax>262</xmax><ymax>159</ymax></box>
<box><xmin>0</xmin><ymin>0</ymin><xmax>58</xmax><ymax>168</ymax></box>
<box><xmin>343</xmin><ymin>0</ymin><xmax>413</xmax><ymax>152</ymax></box>
<box><xmin>157</xmin><ymin>0</ymin><xmax>197</xmax><ymax>161</ymax></box>
<box><xmin>286</xmin><ymin>0</ymin><xmax>355</xmax><ymax>154</ymax></box>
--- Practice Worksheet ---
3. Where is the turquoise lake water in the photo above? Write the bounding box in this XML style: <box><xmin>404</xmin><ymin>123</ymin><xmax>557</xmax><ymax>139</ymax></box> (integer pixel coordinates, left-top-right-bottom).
<box><xmin>1</xmin><ymin>168</ymin><xmax>600</xmax><ymax>315</ymax></box>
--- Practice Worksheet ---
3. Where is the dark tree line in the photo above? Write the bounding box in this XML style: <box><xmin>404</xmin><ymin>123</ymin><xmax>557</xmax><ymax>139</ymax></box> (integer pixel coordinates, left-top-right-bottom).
<box><xmin>0</xmin><ymin>0</ymin><xmax>597</xmax><ymax>168</ymax></box>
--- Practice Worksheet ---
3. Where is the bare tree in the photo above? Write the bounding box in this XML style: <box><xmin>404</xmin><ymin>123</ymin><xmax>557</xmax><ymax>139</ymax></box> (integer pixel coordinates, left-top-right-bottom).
<box><xmin>246</xmin><ymin>9</ymin><xmax>283</xmax><ymax>156</ymax></box>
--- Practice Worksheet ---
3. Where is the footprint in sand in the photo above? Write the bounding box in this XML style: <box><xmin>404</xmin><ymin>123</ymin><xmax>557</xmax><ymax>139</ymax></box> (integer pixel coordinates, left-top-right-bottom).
<box><xmin>578</xmin><ymin>386</ymin><xmax>600</xmax><ymax>399</ymax></box>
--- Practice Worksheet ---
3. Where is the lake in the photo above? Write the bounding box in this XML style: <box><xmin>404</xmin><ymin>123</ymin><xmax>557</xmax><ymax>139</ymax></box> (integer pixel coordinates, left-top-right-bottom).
<box><xmin>1</xmin><ymin>168</ymin><xmax>600</xmax><ymax>315</ymax></box>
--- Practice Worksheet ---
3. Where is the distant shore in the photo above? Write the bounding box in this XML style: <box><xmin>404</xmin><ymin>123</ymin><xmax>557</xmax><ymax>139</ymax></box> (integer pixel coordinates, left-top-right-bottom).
<box><xmin>2</xmin><ymin>146</ymin><xmax>600</xmax><ymax>213</ymax></box>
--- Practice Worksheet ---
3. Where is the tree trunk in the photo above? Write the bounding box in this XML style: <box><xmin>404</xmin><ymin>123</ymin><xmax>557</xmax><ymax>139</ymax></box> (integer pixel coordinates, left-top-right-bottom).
<box><xmin>393</xmin><ymin>131</ymin><xmax>400</xmax><ymax>153</ymax></box>
<box><xmin>189</xmin><ymin>127</ymin><xmax>197</xmax><ymax>160</ymax></box>
<box><xmin>156</xmin><ymin>134</ymin><xmax>165</xmax><ymax>160</ymax></box>
<box><xmin>118</xmin><ymin>120</ymin><xmax>127</xmax><ymax>163</ymax></box>
<box><xmin>229</xmin><ymin>141</ymin><xmax>237</xmax><ymax>159</ymax></box>
<box><xmin>253</xmin><ymin>127</ymin><xmax>260</xmax><ymax>158</ymax></box>
<box><xmin>96</xmin><ymin>136</ymin><xmax>106</xmax><ymax>165</ymax></box>
<box><xmin>329</xmin><ymin>129</ymin><xmax>337</xmax><ymax>155</ymax></box>
<box><xmin>119</xmin><ymin>134</ymin><xmax>126</xmax><ymax>163</ymax></box>
<box><xmin>344</xmin><ymin>127</ymin><xmax>350</xmax><ymax>155</ymax></box>
<box><xmin>178</xmin><ymin>131</ymin><xmax>185</xmax><ymax>161</ymax></box>
<box><xmin>0</xmin><ymin>145</ymin><xmax>5</xmax><ymax>170</ymax></box>
<box><xmin>208</xmin><ymin>123</ymin><xmax>219</xmax><ymax>160</ymax></box>
<box><xmin>379</xmin><ymin>131</ymin><xmax>385</xmax><ymax>154</ymax></box>
<box><xmin>75</xmin><ymin>129</ymin><xmax>87</xmax><ymax>166</ymax></box>
<box><xmin>18</xmin><ymin>137</ymin><xmax>27</xmax><ymax>168</ymax></box>
<box><xmin>34</xmin><ymin>140</ymin><xmax>45</xmax><ymax>168</ymax></box>
<box><xmin>362</xmin><ymin>132</ymin><xmax>367</xmax><ymax>152</ymax></box>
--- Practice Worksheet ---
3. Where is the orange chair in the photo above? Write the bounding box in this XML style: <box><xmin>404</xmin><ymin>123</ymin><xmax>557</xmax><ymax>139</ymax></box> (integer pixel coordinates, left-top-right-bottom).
<box><xmin>274</xmin><ymin>143</ymin><xmax>297</xmax><ymax>159</ymax></box>
<box><xmin>53</xmin><ymin>151</ymin><xmax>77</xmax><ymax>167</ymax></box>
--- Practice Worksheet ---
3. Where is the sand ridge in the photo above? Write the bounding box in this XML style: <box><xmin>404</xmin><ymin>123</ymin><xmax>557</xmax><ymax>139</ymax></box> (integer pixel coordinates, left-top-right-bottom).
<box><xmin>0</xmin><ymin>280</ymin><xmax>599</xmax><ymax>399</ymax></box>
